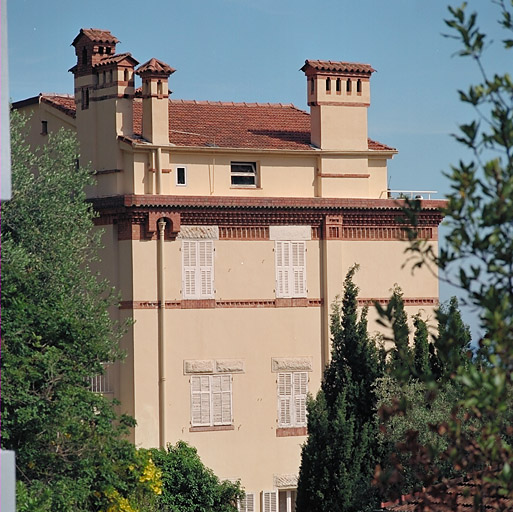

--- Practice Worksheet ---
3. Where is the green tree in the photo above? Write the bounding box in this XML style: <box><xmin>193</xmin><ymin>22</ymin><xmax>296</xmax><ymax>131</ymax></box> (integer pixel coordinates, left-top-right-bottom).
<box><xmin>296</xmin><ymin>265</ymin><xmax>382</xmax><ymax>512</ymax></box>
<box><xmin>412</xmin><ymin>315</ymin><xmax>430</xmax><ymax>378</ymax></box>
<box><xmin>386</xmin><ymin>286</ymin><xmax>412</xmax><ymax>378</ymax></box>
<box><xmin>1</xmin><ymin>113</ymin><xmax>157</xmax><ymax>511</ymax></box>
<box><xmin>148</xmin><ymin>442</ymin><xmax>243</xmax><ymax>512</ymax></box>
<box><xmin>376</xmin><ymin>1</ymin><xmax>513</xmax><ymax>508</ymax></box>
<box><xmin>435</xmin><ymin>296</ymin><xmax>472</xmax><ymax>378</ymax></box>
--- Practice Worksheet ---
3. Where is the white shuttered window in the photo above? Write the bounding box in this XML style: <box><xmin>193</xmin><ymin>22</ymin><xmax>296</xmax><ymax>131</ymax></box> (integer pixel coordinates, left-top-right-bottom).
<box><xmin>238</xmin><ymin>493</ymin><xmax>256</xmax><ymax>512</ymax></box>
<box><xmin>275</xmin><ymin>241</ymin><xmax>306</xmax><ymax>298</ymax></box>
<box><xmin>190</xmin><ymin>375</ymin><xmax>232</xmax><ymax>427</ymax></box>
<box><xmin>262</xmin><ymin>491</ymin><xmax>278</xmax><ymax>512</ymax></box>
<box><xmin>182</xmin><ymin>240</ymin><xmax>214</xmax><ymax>299</ymax></box>
<box><xmin>277</xmin><ymin>372</ymin><xmax>308</xmax><ymax>427</ymax></box>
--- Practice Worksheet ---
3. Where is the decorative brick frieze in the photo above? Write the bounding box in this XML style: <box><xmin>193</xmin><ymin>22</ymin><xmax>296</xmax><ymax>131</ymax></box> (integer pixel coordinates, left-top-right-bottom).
<box><xmin>219</xmin><ymin>226</ymin><xmax>269</xmax><ymax>240</ymax></box>
<box><xmin>273</xmin><ymin>473</ymin><xmax>300</xmax><ymax>487</ymax></box>
<box><xmin>91</xmin><ymin>194</ymin><xmax>443</xmax><ymax>241</ymax></box>
<box><xmin>275</xmin><ymin>298</ymin><xmax>309</xmax><ymax>308</ymax></box>
<box><xmin>358</xmin><ymin>297</ymin><xmax>439</xmax><ymax>307</ymax></box>
<box><xmin>271</xmin><ymin>357</ymin><xmax>313</xmax><ymax>372</ymax></box>
<box><xmin>119</xmin><ymin>299</ymin><xmax>323</xmax><ymax>310</ymax></box>
<box><xmin>181</xmin><ymin>299</ymin><xmax>216</xmax><ymax>309</ymax></box>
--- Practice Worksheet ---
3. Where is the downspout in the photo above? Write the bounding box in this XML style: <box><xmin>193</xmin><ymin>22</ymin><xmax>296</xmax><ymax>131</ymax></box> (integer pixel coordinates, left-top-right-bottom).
<box><xmin>157</xmin><ymin>218</ymin><xmax>167</xmax><ymax>447</ymax></box>
<box><xmin>320</xmin><ymin>219</ymin><xmax>330</xmax><ymax>370</ymax></box>
<box><xmin>156</xmin><ymin>147</ymin><xmax>163</xmax><ymax>195</ymax></box>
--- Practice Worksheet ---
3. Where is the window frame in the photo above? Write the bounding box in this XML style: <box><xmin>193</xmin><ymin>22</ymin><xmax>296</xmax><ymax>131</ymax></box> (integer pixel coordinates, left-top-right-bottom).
<box><xmin>275</xmin><ymin>241</ymin><xmax>307</xmax><ymax>298</ymax></box>
<box><xmin>230</xmin><ymin>161</ymin><xmax>259</xmax><ymax>188</ymax></box>
<box><xmin>277</xmin><ymin>371</ymin><xmax>308</xmax><ymax>428</ymax></box>
<box><xmin>190</xmin><ymin>374</ymin><xmax>233</xmax><ymax>427</ymax></box>
<box><xmin>176</xmin><ymin>165</ymin><xmax>187</xmax><ymax>187</ymax></box>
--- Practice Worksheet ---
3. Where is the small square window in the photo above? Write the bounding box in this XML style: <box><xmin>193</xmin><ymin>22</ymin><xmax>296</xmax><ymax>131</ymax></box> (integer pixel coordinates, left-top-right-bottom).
<box><xmin>231</xmin><ymin>162</ymin><xmax>258</xmax><ymax>187</ymax></box>
<box><xmin>176</xmin><ymin>166</ymin><xmax>187</xmax><ymax>186</ymax></box>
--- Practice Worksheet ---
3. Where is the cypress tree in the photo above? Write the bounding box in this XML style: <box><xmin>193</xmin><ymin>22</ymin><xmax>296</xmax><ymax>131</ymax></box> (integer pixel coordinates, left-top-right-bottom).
<box><xmin>388</xmin><ymin>286</ymin><xmax>412</xmax><ymax>377</ymax></box>
<box><xmin>413</xmin><ymin>314</ymin><xmax>430</xmax><ymax>378</ymax></box>
<box><xmin>296</xmin><ymin>265</ymin><xmax>382</xmax><ymax>512</ymax></box>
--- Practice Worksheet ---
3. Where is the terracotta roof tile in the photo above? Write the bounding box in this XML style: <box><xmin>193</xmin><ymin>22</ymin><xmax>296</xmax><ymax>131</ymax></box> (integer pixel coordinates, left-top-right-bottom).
<box><xmin>40</xmin><ymin>94</ymin><xmax>76</xmax><ymax>119</ymax></box>
<box><xmin>136</xmin><ymin>58</ymin><xmax>175</xmax><ymax>76</ymax></box>
<box><xmin>301</xmin><ymin>59</ymin><xmax>375</xmax><ymax>74</ymax></box>
<box><xmin>39</xmin><ymin>94</ymin><xmax>395</xmax><ymax>152</ymax></box>
<box><xmin>72</xmin><ymin>28</ymin><xmax>119</xmax><ymax>46</ymax></box>
<box><xmin>93</xmin><ymin>52</ymin><xmax>139</xmax><ymax>68</ymax></box>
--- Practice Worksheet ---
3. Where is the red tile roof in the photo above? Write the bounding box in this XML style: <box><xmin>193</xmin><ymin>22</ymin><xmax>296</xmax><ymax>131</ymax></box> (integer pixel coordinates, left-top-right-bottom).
<box><xmin>40</xmin><ymin>94</ymin><xmax>76</xmax><ymax>119</ymax></box>
<box><xmin>39</xmin><ymin>94</ymin><xmax>395</xmax><ymax>152</ymax></box>
<box><xmin>72</xmin><ymin>28</ymin><xmax>119</xmax><ymax>46</ymax></box>
<box><xmin>136</xmin><ymin>58</ymin><xmax>175</xmax><ymax>76</ymax></box>
<box><xmin>301</xmin><ymin>60</ymin><xmax>375</xmax><ymax>75</ymax></box>
<box><xmin>93</xmin><ymin>53</ymin><xmax>139</xmax><ymax>69</ymax></box>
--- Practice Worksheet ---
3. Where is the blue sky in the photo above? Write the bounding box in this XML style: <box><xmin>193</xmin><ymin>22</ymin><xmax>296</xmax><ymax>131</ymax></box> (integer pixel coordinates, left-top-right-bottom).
<box><xmin>6</xmin><ymin>0</ymin><xmax>509</xmax><ymax>338</ymax></box>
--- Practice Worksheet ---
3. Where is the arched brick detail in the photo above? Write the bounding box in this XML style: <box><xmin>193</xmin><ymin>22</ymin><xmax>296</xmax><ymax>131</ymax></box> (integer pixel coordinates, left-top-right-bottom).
<box><xmin>146</xmin><ymin>211</ymin><xmax>181</xmax><ymax>240</ymax></box>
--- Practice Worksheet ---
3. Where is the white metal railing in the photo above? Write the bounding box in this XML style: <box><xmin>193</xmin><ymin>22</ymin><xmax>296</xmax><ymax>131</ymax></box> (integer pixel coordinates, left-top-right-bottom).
<box><xmin>380</xmin><ymin>189</ymin><xmax>438</xmax><ymax>200</ymax></box>
<box><xmin>89</xmin><ymin>364</ymin><xmax>113</xmax><ymax>394</ymax></box>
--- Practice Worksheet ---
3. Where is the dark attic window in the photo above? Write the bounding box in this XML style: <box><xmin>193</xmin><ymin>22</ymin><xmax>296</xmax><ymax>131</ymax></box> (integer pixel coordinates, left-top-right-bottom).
<box><xmin>41</xmin><ymin>120</ymin><xmax>48</xmax><ymax>135</ymax></box>
<box><xmin>325</xmin><ymin>78</ymin><xmax>331</xmax><ymax>93</ymax></box>
<box><xmin>82</xmin><ymin>47</ymin><xmax>87</xmax><ymax>66</ymax></box>
<box><xmin>336</xmin><ymin>78</ymin><xmax>341</xmax><ymax>93</ymax></box>
<box><xmin>106</xmin><ymin>46</ymin><xmax>112</xmax><ymax>55</ymax></box>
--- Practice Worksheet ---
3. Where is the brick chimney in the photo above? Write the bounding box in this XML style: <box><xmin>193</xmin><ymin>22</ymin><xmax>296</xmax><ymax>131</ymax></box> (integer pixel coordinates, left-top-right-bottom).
<box><xmin>135</xmin><ymin>58</ymin><xmax>175</xmax><ymax>145</ymax></box>
<box><xmin>301</xmin><ymin>60</ymin><xmax>374</xmax><ymax>151</ymax></box>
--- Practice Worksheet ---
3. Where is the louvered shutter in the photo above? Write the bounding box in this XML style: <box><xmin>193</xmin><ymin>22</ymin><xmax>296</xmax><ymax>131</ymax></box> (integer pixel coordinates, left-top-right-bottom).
<box><xmin>199</xmin><ymin>240</ymin><xmax>214</xmax><ymax>298</ymax></box>
<box><xmin>212</xmin><ymin>374</ymin><xmax>232</xmax><ymax>425</ymax></box>
<box><xmin>278</xmin><ymin>373</ymin><xmax>292</xmax><ymax>427</ymax></box>
<box><xmin>182</xmin><ymin>240</ymin><xmax>197</xmax><ymax>298</ymax></box>
<box><xmin>291</xmin><ymin>241</ymin><xmax>306</xmax><ymax>297</ymax></box>
<box><xmin>275</xmin><ymin>241</ymin><xmax>291</xmax><ymax>298</ymax></box>
<box><xmin>191</xmin><ymin>375</ymin><xmax>211</xmax><ymax>426</ymax></box>
<box><xmin>262</xmin><ymin>491</ymin><xmax>278</xmax><ymax>512</ymax></box>
<box><xmin>238</xmin><ymin>493</ymin><xmax>255</xmax><ymax>512</ymax></box>
<box><xmin>293</xmin><ymin>372</ymin><xmax>308</xmax><ymax>426</ymax></box>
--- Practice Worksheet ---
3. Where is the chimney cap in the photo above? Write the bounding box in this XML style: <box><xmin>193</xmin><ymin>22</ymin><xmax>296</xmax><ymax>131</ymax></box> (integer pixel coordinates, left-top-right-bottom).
<box><xmin>136</xmin><ymin>58</ymin><xmax>176</xmax><ymax>77</ymax></box>
<box><xmin>301</xmin><ymin>59</ymin><xmax>375</xmax><ymax>75</ymax></box>
<box><xmin>72</xmin><ymin>28</ymin><xmax>119</xmax><ymax>47</ymax></box>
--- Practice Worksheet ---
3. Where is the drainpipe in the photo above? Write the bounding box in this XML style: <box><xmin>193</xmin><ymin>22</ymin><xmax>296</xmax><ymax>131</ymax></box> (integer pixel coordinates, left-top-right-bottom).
<box><xmin>157</xmin><ymin>218</ymin><xmax>167</xmax><ymax>447</ymax></box>
<box><xmin>156</xmin><ymin>147</ymin><xmax>163</xmax><ymax>195</ymax></box>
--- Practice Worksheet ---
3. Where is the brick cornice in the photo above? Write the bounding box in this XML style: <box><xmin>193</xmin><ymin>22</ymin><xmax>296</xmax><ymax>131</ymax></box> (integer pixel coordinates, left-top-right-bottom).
<box><xmin>91</xmin><ymin>194</ymin><xmax>444</xmax><ymax>240</ymax></box>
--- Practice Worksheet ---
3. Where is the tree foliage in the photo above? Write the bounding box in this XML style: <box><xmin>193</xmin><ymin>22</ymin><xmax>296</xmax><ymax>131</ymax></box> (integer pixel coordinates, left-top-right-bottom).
<box><xmin>375</xmin><ymin>1</ymin><xmax>513</xmax><ymax>509</ymax></box>
<box><xmin>148</xmin><ymin>442</ymin><xmax>243</xmax><ymax>512</ymax></box>
<box><xmin>1</xmin><ymin>112</ymin><xmax>158</xmax><ymax>511</ymax></box>
<box><xmin>296</xmin><ymin>265</ymin><xmax>383</xmax><ymax>512</ymax></box>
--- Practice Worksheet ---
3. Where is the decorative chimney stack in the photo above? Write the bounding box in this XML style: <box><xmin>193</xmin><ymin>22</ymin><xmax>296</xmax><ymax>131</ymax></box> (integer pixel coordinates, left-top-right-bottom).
<box><xmin>136</xmin><ymin>59</ymin><xmax>175</xmax><ymax>145</ymax></box>
<box><xmin>70</xmin><ymin>29</ymin><xmax>138</xmax><ymax>173</ymax></box>
<box><xmin>301</xmin><ymin>60</ymin><xmax>374</xmax><ymax>151</ymax></box>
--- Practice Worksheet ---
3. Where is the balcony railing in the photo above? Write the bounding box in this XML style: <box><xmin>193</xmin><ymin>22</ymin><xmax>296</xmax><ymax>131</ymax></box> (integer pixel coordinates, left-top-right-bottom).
<box><xmin>380</xmin><ymin>189</ymin><xmax>438</xmax><ymax>200</ymax></box>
